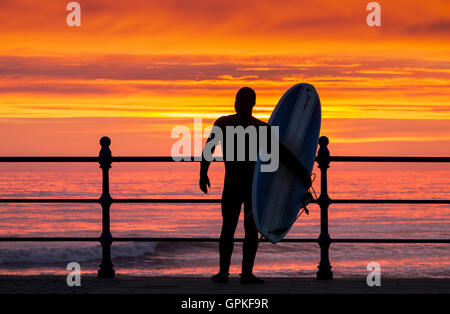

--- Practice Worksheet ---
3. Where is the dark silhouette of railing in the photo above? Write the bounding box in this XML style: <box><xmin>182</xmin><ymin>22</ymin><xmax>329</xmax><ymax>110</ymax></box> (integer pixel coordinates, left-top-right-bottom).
<box><xmin>0</xmin><ymin>136</ymin><xmax>449</xmax><ymax>279</ymax></box>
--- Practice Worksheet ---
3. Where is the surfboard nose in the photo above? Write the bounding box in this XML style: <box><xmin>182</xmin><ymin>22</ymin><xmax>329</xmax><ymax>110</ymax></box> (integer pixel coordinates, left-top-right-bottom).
<box><xmin>294</xmin><ymin>82</ymin><xmax>314</xmax><ymax>90</ymax></box>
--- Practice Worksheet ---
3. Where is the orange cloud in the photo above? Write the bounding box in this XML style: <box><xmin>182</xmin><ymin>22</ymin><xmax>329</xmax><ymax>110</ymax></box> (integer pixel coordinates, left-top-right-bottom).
<box><xmin>0</xmin><ymin>0</ymin><xmax>449</xmax><ymax>55</ymax></box>
<box><xmin>0</xmin><ymin>54</ymin><xmax>448</xmax><ymax>121</ymax></box>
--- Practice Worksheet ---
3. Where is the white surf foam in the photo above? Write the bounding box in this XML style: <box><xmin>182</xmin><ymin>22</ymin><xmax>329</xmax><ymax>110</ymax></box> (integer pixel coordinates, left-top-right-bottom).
<box><xmin>0</xmin><ymin>242</ymin><xmax>158</xmax><ymax>264</ymax></box>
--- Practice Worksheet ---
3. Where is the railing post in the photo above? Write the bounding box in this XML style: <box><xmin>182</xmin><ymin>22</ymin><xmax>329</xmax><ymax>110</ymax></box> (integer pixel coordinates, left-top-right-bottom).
<box><xmin>98</xmin><ymin>136</ymin><xmax>115</xmax><ymax>278</ymax></box>
<box><xmin>316</xmin><ymin>136</ymin><xmax>333</xmax><ymax>280</ymax></box>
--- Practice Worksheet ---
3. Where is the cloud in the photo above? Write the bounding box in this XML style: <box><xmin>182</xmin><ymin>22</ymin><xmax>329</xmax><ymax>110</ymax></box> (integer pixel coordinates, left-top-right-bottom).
<box><xmin>402</xmin><ymin>20</ymin><xmax>450</xmax><ymax>34</ymax></box>
<box><xmin>0</xmin><ymin>54</ymin><xmax>448</xmax><ymax>123</ymax></box>
<box><xmin>1</xmin><ymin>0</ymin><xmax>449</xmax><ymax>56</ymax></box>
<box><xmin>1</xmin><ymin>54</ymin><xmax>448</xmax><ymax>82</ymax></box>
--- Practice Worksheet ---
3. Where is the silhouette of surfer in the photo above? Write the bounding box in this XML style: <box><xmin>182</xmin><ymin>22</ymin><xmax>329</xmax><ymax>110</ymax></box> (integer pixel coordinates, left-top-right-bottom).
<box><xmin>200</xmin><ymin>87</ymin><xmax>311</xmax><ymax>284</ymax></box>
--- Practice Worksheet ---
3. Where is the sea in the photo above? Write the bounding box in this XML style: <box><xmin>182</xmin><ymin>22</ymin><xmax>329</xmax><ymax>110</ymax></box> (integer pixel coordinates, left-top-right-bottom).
<box><xmin>0</xmin><ymin>162</ymin><xmax>448</xmax><ymax>278</ymax></box>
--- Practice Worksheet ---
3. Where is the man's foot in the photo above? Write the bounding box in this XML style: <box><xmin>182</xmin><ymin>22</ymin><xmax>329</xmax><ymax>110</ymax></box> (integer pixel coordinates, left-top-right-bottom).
<box><xmin>240</xmin><ymin>273</ymin><xmax>264</xmax><ymax>284</ymax></box>
<box><xmin>211</xmin><ymin>272</ymin><xmax>229</xmax><ymax>283</ymax></box>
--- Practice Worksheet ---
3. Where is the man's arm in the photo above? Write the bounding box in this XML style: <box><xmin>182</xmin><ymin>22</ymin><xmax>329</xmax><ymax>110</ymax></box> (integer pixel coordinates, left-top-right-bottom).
<box><xmin>199</xmin><ymin>121</ymin><xmax>221</xmax><ymax>194</ymax></box>
<box><xmin>199</xmin><ymin>138</ymin><xmax>214</xmax><ymax>194</ymax></box>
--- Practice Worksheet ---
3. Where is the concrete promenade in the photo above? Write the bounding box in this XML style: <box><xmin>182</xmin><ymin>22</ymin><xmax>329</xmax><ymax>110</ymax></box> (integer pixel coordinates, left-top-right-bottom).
<box><xmin>0</xmin><ymin>276</ymin><xmax>449</xmax><ymax>294</ymax></box>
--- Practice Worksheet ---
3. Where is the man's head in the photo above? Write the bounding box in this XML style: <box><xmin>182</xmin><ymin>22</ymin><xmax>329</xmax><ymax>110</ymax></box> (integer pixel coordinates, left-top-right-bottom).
<box><xmin>234</xmin><ymin>87</ymin><xmax>256</xmax><ymax>117</ymax></box>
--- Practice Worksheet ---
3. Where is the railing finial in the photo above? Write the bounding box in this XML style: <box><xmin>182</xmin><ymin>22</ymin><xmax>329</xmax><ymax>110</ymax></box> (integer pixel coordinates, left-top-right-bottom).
<box><xmin>317</xmin><ymin>136</ymin><xmax>330</xmax><ymax>170</ymax></box>
<box><xmin>319</xmin><ymin>135</ymin><xmax>329</xmax><ymax>146</ymax></box>
<box><xmin>99</xmin><ymin>137</ymin><xmax>112</xmax><ymax>170</ymax></box>
<box><xmin>100</xmin><ymin>136</ymin><xmax>111</xmax><ymax>147</ymax></box>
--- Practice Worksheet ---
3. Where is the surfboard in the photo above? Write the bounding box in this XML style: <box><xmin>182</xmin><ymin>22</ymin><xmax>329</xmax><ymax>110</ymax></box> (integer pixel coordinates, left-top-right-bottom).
<box><xmin>252</xmin><ymin>83</ymin><xmax>321</xmax><ymax>243</ymax></box>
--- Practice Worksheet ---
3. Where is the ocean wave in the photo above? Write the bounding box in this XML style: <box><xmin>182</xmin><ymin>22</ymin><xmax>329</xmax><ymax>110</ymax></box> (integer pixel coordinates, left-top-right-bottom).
<box><xmin>0</xmin><ymin>242</ymin><xmax>158</xmax><ymax>265</ymax></box>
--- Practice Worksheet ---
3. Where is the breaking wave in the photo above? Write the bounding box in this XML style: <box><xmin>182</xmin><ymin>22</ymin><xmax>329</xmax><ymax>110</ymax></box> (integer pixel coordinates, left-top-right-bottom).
<box><xmin>0</xmin><ymin>242</ymin><xmax>158</xmax><ymax>265</ymax></box>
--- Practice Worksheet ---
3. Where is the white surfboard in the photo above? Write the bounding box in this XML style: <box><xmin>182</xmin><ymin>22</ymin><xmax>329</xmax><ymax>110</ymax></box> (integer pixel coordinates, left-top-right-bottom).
<box><xmin>252</xmin><ymin>83</ymin><xmax>321</xmax><ymax>243</ymax></box>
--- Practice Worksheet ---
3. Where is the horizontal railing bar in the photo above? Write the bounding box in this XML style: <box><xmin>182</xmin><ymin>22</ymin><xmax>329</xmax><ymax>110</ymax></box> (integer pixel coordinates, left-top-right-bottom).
<box><xmin>332</xmin><ymin>239</ymin><xmax>450</xmax><ymax>243</ymax></box>
<box><xmin>0</xmin><ymin>237</ymin><xmax>448</xmax><ymax>243</ymax></box>
<box><xmin>0</xmin><ymin>156</ymin><xmax>189</xmax><ymax>162</ymax></box>
<box><xmin>0</xmin><ymin>156</ymin><xmax>449</xmax><ymax>163</ymax></box>
<box><xmin>0</xmin><ymin>199</ymin><xmax>99</xmax><ymax>203</ymax></box>
<box><xmin>0</xmin><ymin>198</ymin><xmax>223</xmax><ymax>204</ymax></box>
<box><xmin>0</xmin><ymin>237</ymin><xmax>314</xmax><ymax>242</ymax></box>
<box><xmin>328</xmin><ymin>156</ymin><xmax>450</xmax><ymax>162</ymax></box>
<box><xmin>113</xmin><ymin>157</ymin><xmax>205</xmax><ymax>162</ymax></box>
<box><xmin>114</xmin><ymin>198</ymin><xmax>222</xmax><ymax>203</ymax></box>
<box><xmin>0</xmin><ymin>157</ymin><xmax>98</xmax><ymax>162</ymax></box>
<box><xmin>113</xmin><ymin>238</ymin><xmax>450</xmax><ymax>243</ymax></box>
<box><xmin>0</xmin><ymin>198</ymin><xmax>449</xmax><ymax>204</ymax></box>
<box><xmin>331</xmin><ymin>199</ymin><xmax>450</xmax><ymax>204</ymax></box>
<box><xmin>115</xmin><ymin>199</ymin><xmax>450</xmax><ymax>204</ymax></box>
<box><xmin>0</xmin><ymin>237</ymin><xmax>99</xmax><ymax>241</ymax></box>
<box><xmin>112</xmin><ymin>237</ymin><xmax>317</xmax><ymax>243</ymax></box>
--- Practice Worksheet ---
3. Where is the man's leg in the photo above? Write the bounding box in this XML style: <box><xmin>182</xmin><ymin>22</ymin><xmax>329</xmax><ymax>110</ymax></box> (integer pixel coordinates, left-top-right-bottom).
<box><xmin>242</xmin><ymin>196</ymin><xmax>259</xmax><ymax>275</ymax></box>
<box><xmin>218</xmin><ymin>188</ymin><xmax>242</xmax><ymax>275</ymax></box>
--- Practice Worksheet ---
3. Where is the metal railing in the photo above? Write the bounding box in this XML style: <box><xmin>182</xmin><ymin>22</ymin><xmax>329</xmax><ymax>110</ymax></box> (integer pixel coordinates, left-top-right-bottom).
<box><xmin>0</xmin><ymin>136</ymin><xmax>449</xmax><ymax>279</ymax></box>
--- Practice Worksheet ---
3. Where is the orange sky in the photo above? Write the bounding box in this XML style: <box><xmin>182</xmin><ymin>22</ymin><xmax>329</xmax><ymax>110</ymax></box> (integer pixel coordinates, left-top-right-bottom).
<box><xmin>0</xmin><ymin>0</ymin><xmax>449</xmax><ymax>156</ymax></box>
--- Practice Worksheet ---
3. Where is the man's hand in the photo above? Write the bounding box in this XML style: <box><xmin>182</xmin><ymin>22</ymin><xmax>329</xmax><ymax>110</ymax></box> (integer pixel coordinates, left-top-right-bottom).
<box><xmin>199</xmin><ymin>175</ymin><xmax>211</xmax><ymax>194</ymax></box>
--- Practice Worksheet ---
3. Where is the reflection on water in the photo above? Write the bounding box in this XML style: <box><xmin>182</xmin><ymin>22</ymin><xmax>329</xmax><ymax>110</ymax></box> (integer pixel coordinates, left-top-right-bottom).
<box><xmin>0</xmin><ymin>163</ymin><xmax>448</xmax><ymax>277</ymax></box>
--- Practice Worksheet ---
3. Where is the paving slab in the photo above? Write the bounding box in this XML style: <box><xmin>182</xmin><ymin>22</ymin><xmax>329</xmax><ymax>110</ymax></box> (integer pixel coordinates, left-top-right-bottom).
<box><xmin>0</xmin><ymin>276</ymin><xmax>448</xmax><ymax>294</ymax></box>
